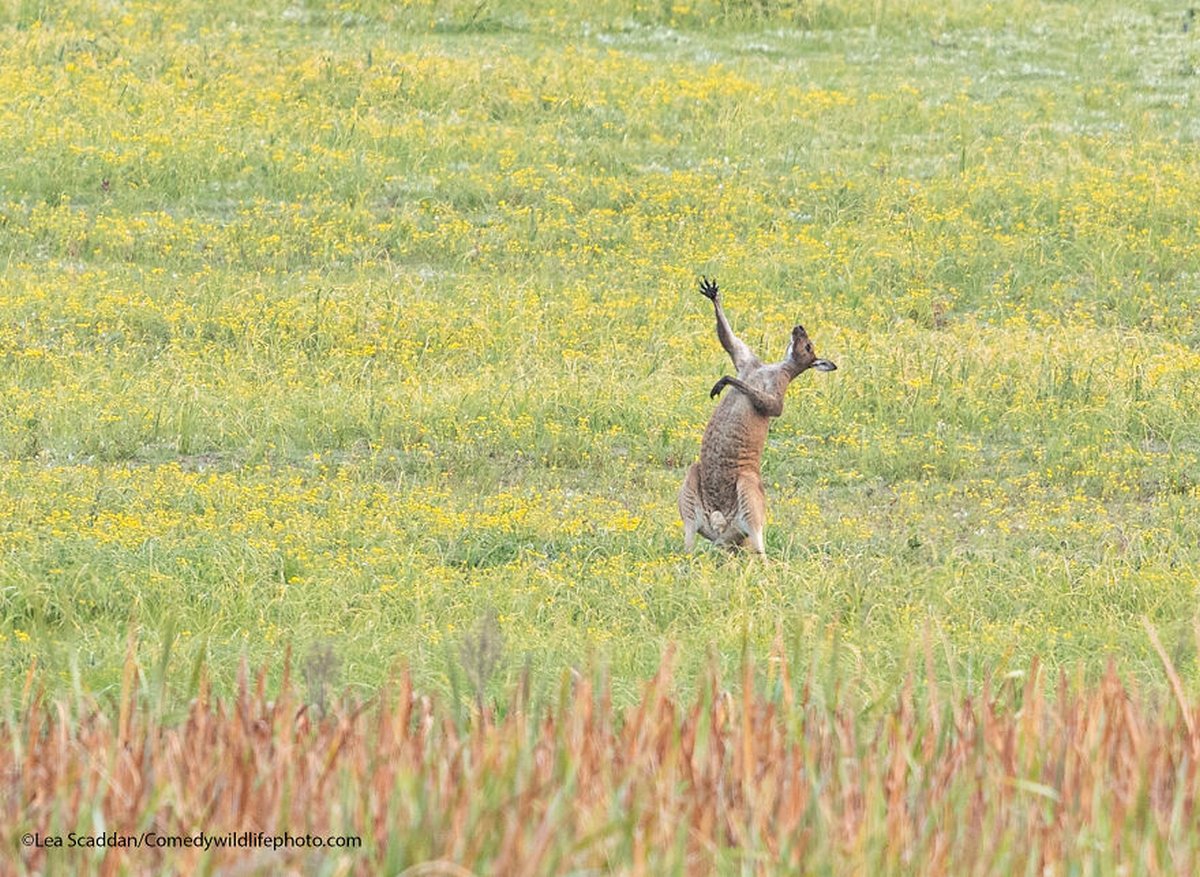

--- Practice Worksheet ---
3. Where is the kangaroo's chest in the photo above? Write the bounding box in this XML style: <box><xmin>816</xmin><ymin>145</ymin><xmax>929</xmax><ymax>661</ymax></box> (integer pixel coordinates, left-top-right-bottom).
<box><xmin>698</xmin><ymin>396</ymin><xmax>770</xmax><ymax>509</ymax></box>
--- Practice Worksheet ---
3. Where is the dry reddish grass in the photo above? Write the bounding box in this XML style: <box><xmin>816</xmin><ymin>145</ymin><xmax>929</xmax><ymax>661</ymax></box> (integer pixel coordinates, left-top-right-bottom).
<box><xmin>4</xmin><ymin>636</ymin><xmax>1200</xmax><ymax>876</ymax></box>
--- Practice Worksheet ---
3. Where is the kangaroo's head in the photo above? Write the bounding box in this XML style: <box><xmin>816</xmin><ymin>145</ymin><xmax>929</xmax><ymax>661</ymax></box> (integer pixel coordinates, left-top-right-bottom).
<box><xmin>785</xmin><ymin>325</ymin><xmax>837</xmax><ymax>374</ymax></box>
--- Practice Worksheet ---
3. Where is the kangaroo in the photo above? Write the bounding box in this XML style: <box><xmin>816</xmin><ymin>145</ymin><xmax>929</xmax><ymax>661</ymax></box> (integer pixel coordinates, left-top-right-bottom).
<box><xmin>678</xmin><ymin>277</ymin><xmax>836</xmax><ymax>554</ymax></box>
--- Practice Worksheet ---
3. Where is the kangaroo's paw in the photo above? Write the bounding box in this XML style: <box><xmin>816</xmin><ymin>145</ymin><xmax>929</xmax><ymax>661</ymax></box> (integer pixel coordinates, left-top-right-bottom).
<box><xmin>698</xmin><ymin>276</ymin><xmax>719</xmax><ymax>301</ymax></box>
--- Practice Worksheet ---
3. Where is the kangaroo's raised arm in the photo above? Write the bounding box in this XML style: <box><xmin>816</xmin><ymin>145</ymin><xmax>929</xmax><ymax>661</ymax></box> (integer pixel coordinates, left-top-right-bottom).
<box><xmin>698</xmin><ymin>277</ymin><xmax>758</xmax><ymax>374</ymax></box>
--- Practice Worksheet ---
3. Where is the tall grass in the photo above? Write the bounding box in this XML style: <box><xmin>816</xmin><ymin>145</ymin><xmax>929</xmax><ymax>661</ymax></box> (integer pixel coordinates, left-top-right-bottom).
<box><xmin>6</xmin><ymin>631</ymin><xmax>1200</xmax><ymax>875</ymax></box>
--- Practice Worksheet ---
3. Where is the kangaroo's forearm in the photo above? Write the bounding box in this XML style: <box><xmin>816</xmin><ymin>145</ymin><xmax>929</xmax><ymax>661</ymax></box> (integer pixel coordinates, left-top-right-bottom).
<box><xmin>698</xmin><ymin>277</ymin><xmax>753</xmax><ymax>370</ymax></box>
<box><xmin>711</xmin><ymin>376</ymin><xmax>784</xmax><ymax>417</ymax></box>
<box><xmin>712</xmin><ymin>299</ymin><xmax>741</xmax><ymax>361</ymax></box>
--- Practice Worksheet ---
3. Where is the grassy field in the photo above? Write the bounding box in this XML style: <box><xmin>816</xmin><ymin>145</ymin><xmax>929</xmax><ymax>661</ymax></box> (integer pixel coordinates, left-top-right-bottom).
<box><xmin>5</xmin><ymin>0</ymin><xmax>1200</xmax><ymax>872</ymax></box>
<box><xmin>2</xmin><ymin>0</ymin><xmax>1200</xmax><ymax>711</ymax></box>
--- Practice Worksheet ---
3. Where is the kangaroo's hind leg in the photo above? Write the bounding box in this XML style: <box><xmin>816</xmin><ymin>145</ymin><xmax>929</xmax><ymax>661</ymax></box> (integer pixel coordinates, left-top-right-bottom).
<box><xmin>735</xmin><ymin>473</ymin><xmax>768</xmax><ymax>555</ymax></box>
<box><xmin>678</xmin><ymin>463</ymin><xmax>704</xmax><ymax>552</ymax></box>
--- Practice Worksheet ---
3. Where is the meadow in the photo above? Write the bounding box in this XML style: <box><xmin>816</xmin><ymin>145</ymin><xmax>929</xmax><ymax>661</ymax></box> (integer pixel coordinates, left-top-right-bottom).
<box><xmin>2</xmin><ymin>0</ymin><xmax>1200</xmax><ymax>869</ymax></box>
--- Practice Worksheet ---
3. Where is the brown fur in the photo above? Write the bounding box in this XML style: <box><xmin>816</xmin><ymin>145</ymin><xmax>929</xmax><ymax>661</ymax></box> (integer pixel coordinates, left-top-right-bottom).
<box><xmin>678</xmin><ymin>277</ymin><xmax>836</xmax><ymax>554</ymax></box>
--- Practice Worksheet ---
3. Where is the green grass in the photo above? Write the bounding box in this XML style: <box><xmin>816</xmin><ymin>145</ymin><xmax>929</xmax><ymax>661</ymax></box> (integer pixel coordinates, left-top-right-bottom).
<box><xmin>1</xmin><ymin>0</ymin><xmax>1199</xmax><ymax>707</ymax></box>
